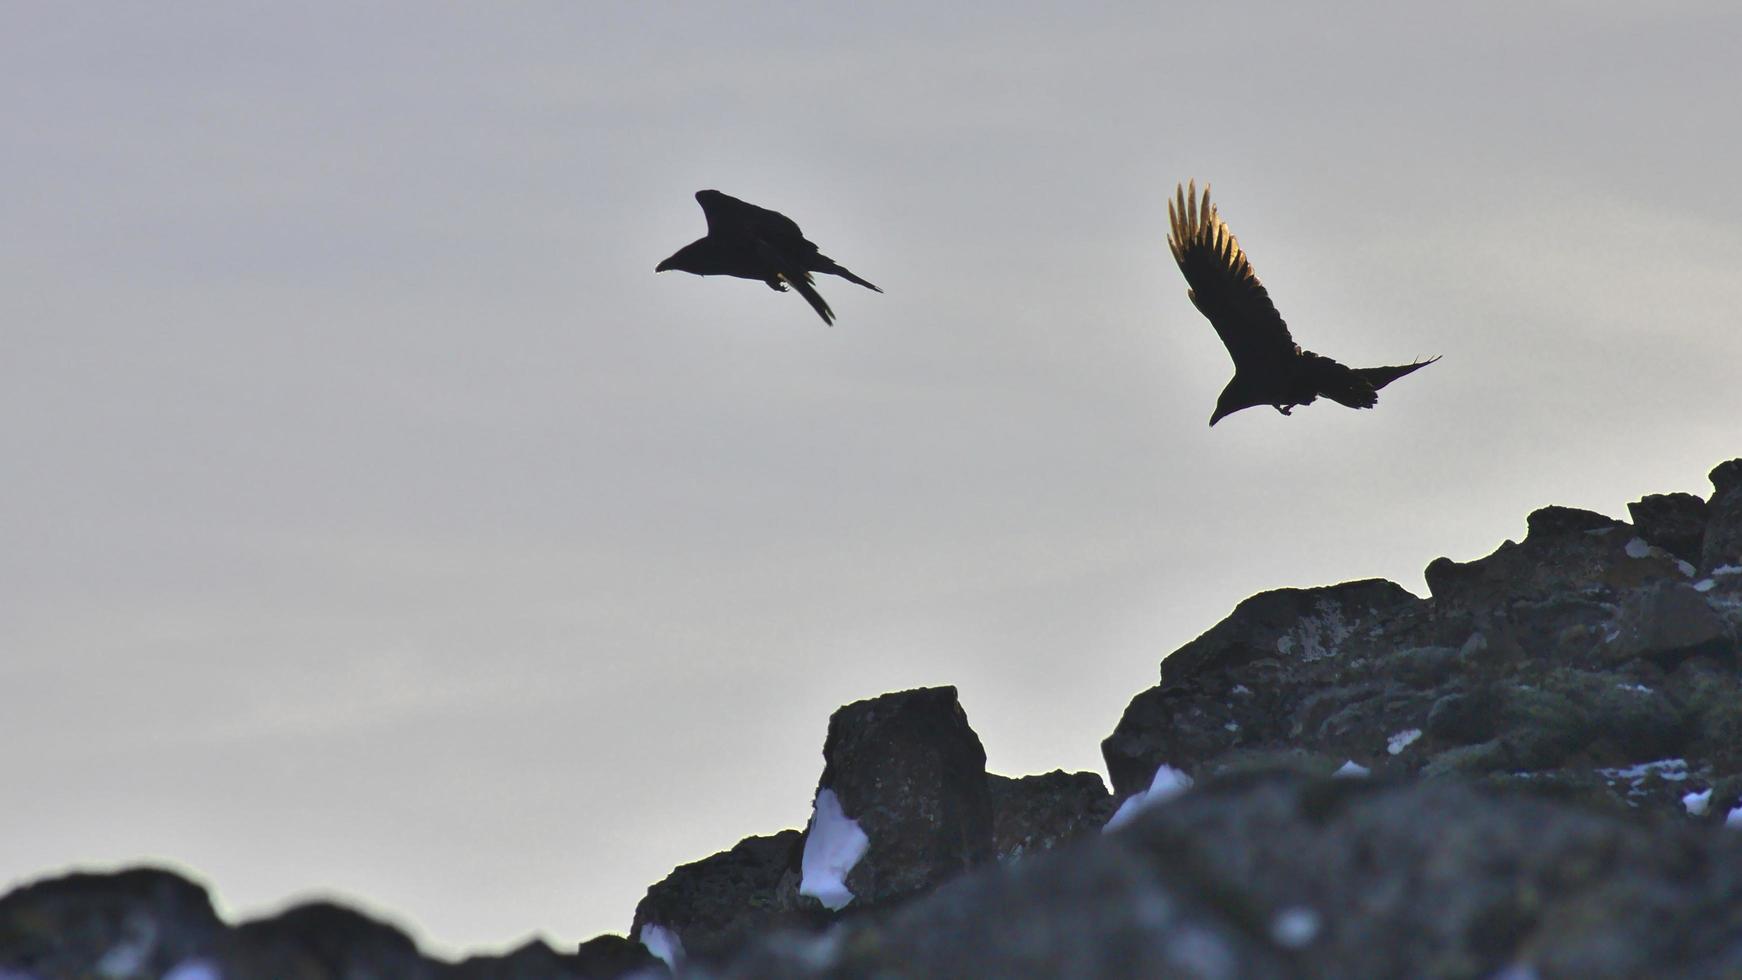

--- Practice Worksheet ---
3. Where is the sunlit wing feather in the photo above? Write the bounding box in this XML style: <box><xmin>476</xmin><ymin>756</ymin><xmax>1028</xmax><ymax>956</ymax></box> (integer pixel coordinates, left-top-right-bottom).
<box><xmin>1166</xmin><ymin>181</ymin><xmax>1297</xmax><ymax>370</ymax></box>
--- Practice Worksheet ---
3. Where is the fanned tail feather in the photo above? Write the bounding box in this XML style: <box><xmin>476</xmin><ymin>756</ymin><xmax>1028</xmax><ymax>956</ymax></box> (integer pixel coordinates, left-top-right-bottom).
<box><xmin>1356</xmin><ymin>355</ymin><xmax>1441</xmax><ymax>392</ymax></box>
<box><xmin>783</xmin><ymin>271</ymin><xmax>835</xmax><ymax>326</ymax></box>
<box><xmin>817</xmin><ymin>257</ymin><xmax>882</xmax><ymax>293</ymax></box>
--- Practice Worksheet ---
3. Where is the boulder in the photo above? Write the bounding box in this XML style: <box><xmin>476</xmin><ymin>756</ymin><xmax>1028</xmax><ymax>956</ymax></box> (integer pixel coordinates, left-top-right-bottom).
<box><xmin>1702</xmin><ymin>458</ymin><xmax>1742</xmax><ymax>571</ymax></box>
<box><xmin>988</xmin><ymin>770</ymin><xmax>1115</xmax><ymax>861</ymax></box>
<box><xmin>0</xmin><ymin>867</ymin><xmax>224</xmax><ymax>980</ymax></box>
<box><xmin>1627</xmin><ymin>492</ymin><xmax>1708</xmax><ymax>565</ymax></box>
<box><xmin>813</xmin><ymin>686</ymin><xmax>994</xmax><ymax>908</ymax></box>
<box><xmin>628</xmin><ymin>829</ymin><xmax>807</xmax><ymax>965</ymax></box>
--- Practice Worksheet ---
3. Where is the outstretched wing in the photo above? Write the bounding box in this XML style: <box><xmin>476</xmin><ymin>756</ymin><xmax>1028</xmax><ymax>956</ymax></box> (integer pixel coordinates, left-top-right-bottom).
<box><xmin>696</xmin><ymin>189</ymin><xmax>806</xmax><ymax>242</ymax></box>
<box><xmin>1167</xmin><ymin>181</ymin><xmax>1296</xmax><ymax>370</ymax></box>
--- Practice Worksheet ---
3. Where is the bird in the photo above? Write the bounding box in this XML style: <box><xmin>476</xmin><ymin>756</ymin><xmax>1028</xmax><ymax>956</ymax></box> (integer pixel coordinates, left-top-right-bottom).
<box><xmin>656</xmin><ymin>190</ymin><xmax>882</xmax><ymax>325</ymax></box>
<box><xmin>1166</xmin><ymin>180</ymin><xmax>1439</xmax><ymax>425</ymax></box>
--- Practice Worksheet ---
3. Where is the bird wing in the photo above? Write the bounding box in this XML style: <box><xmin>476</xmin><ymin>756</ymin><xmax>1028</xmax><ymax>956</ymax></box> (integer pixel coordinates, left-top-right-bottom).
<box><xmin>1167</xmin><ymin>181</ymin><xmax>1297</xmax><ymax>370</ymax></box>
<box><xmin>696</xmin><ymin>190</ymin><xmax>806</xmax><ymax>242</ymax></box>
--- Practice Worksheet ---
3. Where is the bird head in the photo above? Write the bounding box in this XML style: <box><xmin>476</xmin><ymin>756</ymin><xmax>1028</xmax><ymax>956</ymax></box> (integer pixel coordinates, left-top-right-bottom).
<box><xmin>1210</xmin><ymin>380</ymin><xmax>1263</xmax><ymax>426</ymax></box>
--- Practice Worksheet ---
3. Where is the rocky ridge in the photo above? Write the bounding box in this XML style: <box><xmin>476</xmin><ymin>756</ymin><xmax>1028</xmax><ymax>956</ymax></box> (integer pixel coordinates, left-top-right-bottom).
<box><xmin>5</xmin><ymin>458</ymin><xmax>1741</xmax><ymax>978</ymax></box>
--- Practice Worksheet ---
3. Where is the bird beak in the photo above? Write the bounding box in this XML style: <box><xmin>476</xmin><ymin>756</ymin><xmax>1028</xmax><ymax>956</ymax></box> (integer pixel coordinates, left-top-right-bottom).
<box><xmin>1208</xmin><ymin>409</ymin><xmax>1226</xmax><ymax>427</ymax></box>
<box><xmin>655</xmin><ymin>257</ymin><xmax>672</xmax><ymax>273</ymax></box>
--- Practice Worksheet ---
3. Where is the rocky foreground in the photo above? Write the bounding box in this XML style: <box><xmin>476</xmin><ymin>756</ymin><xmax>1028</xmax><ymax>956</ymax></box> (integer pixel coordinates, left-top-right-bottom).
<box><xmin>6</xmin><ymin>459</ymin><xmax>1742</xmax><ymax>979</ymax></box>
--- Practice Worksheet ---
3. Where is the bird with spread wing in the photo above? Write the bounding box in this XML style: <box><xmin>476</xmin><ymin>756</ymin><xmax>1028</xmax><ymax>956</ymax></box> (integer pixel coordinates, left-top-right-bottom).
<box><xmin>1167</xmin><ymin>181</ymin><xmax>1438</xmax><ymax>425</ymax></box>
<box><xmin>656</xmin><ymin>190</ymin><xmax>881</xmax><ymax>325</ymax></box>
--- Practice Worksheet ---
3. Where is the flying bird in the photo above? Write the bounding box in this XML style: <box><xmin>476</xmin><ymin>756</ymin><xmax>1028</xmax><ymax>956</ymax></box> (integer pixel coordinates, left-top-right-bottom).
<box><xmin>656</xmin><ymin>190</ymin><xmax>881</xmax><ymax>325</ymax></box>
<box><xmin>1166</xmin><ymin>181</ymin><xmax>1439</xmax><ymax>425</ymax></box>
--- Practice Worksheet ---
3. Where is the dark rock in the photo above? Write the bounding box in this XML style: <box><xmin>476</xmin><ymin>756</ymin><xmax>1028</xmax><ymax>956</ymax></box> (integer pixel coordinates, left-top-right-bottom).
<box><xmin>447</xmin><ymin>937</ymin><xmax>660</xmax><ymax>979</ymax></box>
<box><xmin>1158</xmin><ymin>579</ymin><xmax>1424</xmax><ymax>686</ymax></box>
<box><xmin>628</xmin><ymin>830</ymin><xmax>806</xmax><ymax>965</ymax></box>
<box><xmin>717</xmin><ymin>776</ymin><xmax>1742</xmax><ymax>979</ymax></box>
<box><xmin>1104</xmin><ymin>580</ymin><xmax>1432</xmax><ymax>797</ymax></box>
<box><xmin>814</xmin><ymin>686</ymin><xmax>994</xmax><ymax>909</ymax></box>
<box><xmin>1603</xmin><ymin>581</ymin><xmax>1729</xmax><ymax>669</ymax></box>
<box><xmin>718</xmin><ymin>796</ymin><xmax>1300</xmax><ymax>979</ymax></box>
<box><xmin>1527</xmin><ymin>504</ymin><xmax>1624</xmax><ymax>537</ymax></box>
<box><xmin>230</xmin><ymin>901</ymin><xmax>436</xmax><ymax>979</ymax></box>
<box><xmin>0</xmin><ymin>867</ymin><xmax>224</xmax><ymax>979</ymax></box>
<box><xmin>988</xmin><ymin>770</ymin><xmax>1115</xmax><ymax>861</ymax></box>
<box><xmin>572</xmin><ymin>934</ymin><xmax>666</xmax><ymax>979</ymax></box>
<box><xmin>1628</xmin><ymin>492</ymin><xmax>1708</xmax><ymax>565</ymax></box>
<box><xmin>1703</xmin><ymin>458</ymin><xmax>1742</xmax><ymax>571</ymax></box>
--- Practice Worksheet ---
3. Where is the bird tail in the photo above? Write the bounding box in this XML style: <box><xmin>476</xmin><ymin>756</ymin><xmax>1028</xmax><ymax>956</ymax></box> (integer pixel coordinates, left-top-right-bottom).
<box><xmin>1356</xmin><ymin>356</ymin><xmax>1441</xmax><ymax>392</ymax></box>
<box><xmin>1316</xmin><ymin>354</ymin><xmax>1439</xmax><ymax>409</ymax></box>
<box><xmin>816</xmin><ymin>256</ymin><xmax>882</xmax><ymax>293</ymax></box>
<box><xmin>783</xmin><ymin>271</ymin><xmax>835</xmax><ymax>325</ymax></box>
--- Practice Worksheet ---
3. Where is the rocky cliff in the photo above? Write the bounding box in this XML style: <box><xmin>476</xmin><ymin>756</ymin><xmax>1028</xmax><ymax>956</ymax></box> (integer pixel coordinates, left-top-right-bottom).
<box><xmin>6</xmin><ymin>459</ymin><xmax>1742</xmax><ymax>979</ymax></box>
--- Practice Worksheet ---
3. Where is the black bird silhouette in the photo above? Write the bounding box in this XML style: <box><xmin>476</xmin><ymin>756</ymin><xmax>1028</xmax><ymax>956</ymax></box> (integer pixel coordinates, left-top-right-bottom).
<box><xmin>1167</xmin><ymin>181</ymin><xmax>1439</xmax><ymax>425</ymax></box>
<box><xmin>656</xmin><ymin>190</ymin><xmax>881</xmax><ymax>325</ymax></box>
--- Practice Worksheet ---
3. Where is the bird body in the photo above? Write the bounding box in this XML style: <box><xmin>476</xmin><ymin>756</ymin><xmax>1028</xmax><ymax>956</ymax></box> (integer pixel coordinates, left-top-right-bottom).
<box><xmin>1166</xmin><ymin>181</ymin><xmax>1438</xmax><ymax>425</ymax></box>
<box><xmin>656</xmin><ymin>190</ymin><xmax>881</xmax><ymax>325</ymax></box>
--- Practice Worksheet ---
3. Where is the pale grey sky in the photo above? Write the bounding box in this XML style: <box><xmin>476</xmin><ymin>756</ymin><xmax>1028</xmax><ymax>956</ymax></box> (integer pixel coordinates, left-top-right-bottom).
<box><xmin>4</xmin><ymin>1</ymin><xmax>1740</xmax><ymax>958</ymax></box>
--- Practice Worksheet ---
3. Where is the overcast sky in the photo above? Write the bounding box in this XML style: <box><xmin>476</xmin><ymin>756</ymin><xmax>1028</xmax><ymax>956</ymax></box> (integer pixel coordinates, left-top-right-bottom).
<box><xmin>5</xmin><ymin>1</ymin><xmax>1741</xmax><ymax>959</ymax></box>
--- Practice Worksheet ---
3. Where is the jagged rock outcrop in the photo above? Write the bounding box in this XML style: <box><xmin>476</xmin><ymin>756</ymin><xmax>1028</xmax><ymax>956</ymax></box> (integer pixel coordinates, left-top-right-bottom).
<box><xmin>714</xmin><ymin>775</ymin><xmax>1742</xmax><ymax>979</ymax></box>
<box><xmin>8</xmin><ymin>458</ymin><xmax>1742</xmax><ymax>979</ymax></box>
<box><xmin>0</xmin><ymin>867</ymin><xmax>661</xmax><ymax>980</ymax></box>
<box><xmin>1705</xmin><ymin>458</ymin><xmax>1742</xmax><ymax>573</ymax></box>
<box><xmin>1105</xmin><ymin>461</ymin><xmax>1742</xmax><ymax>818</ymax></box>
<box><xmin>0</xmin><ymin>867</ymin><xmax>225</xmax><ymax>979</ymax></box>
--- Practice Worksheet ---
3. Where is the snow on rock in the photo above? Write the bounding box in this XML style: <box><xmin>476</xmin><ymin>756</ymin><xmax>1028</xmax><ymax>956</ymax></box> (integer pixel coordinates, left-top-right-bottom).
<box><xmin>1386</xmin><ymin>729</ymin><xmax>1422</xmax><ymax>756</ymax></box>
<box><xmin>1269</xmin><ymin>906</ymin><xmax>1321</xmax><ymax>948</ymax></box>
<box><xmin>1728</xmin><ymin>806</ymin><xmax>1742</xmax><ymax>829</ymax></box>
<box><xmin>1333</xmin><ymin>761</ymin><xmax>1370</xmax><ymax>779</ymax></box>
<box><xmin>1694</xmin><ymin>579</ymin><xmax>1717</xmax><ymax>593</ymax></box>
<box><xmin>638</xmin><ymin>923</ymin><xmax>684</xmax><ymax>970</ymax></box>
<box><xmin>1683</xmin><ymin>789</ymin><xmax>1713</xmax><ymax>817</ymax></box>
<box><xmin>799</xmin><ymin>788</ymin><xmax>870</xmax><ymax>911</ymax></box>
<box><xmin>163</xmin><ymin>960</ymin><xmax>222</xmax><ymax>980</ymax></box>
<box><xmin>1103</xmin><ymin>764</ymin><xmax>1194</xmax><ymax>832</ymax></box>
<box><xmin>1625</xmin><ymin>537</ymin><xmax>1653</xmax><ymax>559</ymax></box>
<box><xmin>1598</xmin><ymin>759</ymin><xmax>1690</xmax><ymax>804</ymax></box>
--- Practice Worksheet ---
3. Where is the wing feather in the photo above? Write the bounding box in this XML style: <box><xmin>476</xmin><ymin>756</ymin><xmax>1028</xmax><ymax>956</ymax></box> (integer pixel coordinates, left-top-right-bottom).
<box><xmin>1167</xmin><ymin>180</ymin><xmax>1296</xmax><ymax>369</ymax></box>
<box><xmin>696</xmin><ymin>189</ymin><xmax>806</xmax><ymax>241</ymax></box>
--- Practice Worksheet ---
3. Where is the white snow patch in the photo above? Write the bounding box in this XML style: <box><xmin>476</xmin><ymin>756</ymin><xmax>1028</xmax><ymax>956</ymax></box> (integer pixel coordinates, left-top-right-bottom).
<box><xmin>1713</xmin><ymin>564</ymin><xmax>1742</xmax><ymax>576</ymax></box>
<box><xmin>1694</xmin><ymin>579</ymin><xmax>1717</xmax><ymax>593</ymax></box>
<box><xmin>1489</xmin><ymin>964</ymin><xmax>1543</xmax><ymax>980</ymax></box>
<box><xmin>1386</xmin><ymin>729</ymin><xmax>1422</xmax><ymax>755</ymax></box>
<box><xmin>163</xmin><ymin>960</ymin><xmax>223</xmax><ymax>980</ymax></box>
<box><xmin>800</xmin><ymin>789</ymin><xmax>870</xmax><ymax>910</ymax></box>
<box><xmin>1624</xmin><ymin>537</ymin><xmax>1652</xmax><ymax>559</ymax></box>
<box><xmin>1598</xmin><ymin>759</ymin><xmax>1690</xmax><ymax>804</ymax></box>
<box><xmin>1333</xmin><ymin>760</ymin><xmax>1370</xmax><ymax>779</ymax></box>
<box><xmin>638</xmin><ymin>924</ymin><xmax>684</xmax><ymax>969</ymax></box>
<box><xmin>1677</xmin><ymin>559</ymin><xmax>1697</xmax><ymax>577</ymax></box>
<box><xmin>1231</xmin><ymin>684</ymin><xmax>1253</xmax><ymax>696</ymax></box>
<box><xmin>95</xmin><ymin>918</ymin><xmax>155</xmax><ymax>978</ymax></box>
<box><xmin>1728</xmin><ymin>805</ymin><xmax>1742</xmax><ymax>829</ymax></box>
<box><xmin>1614</xmin><ymin>683</ymin><xmax>1653</xmax><ymax>694</ymax></box>
<box><xmin>1683</xmin><ymin>789</ymin><xmax>1713</xmax><ymax>816</ymax></box>
<box><xmin>1270</xmin><ymin>906</ymin><xmax>1321</xmax><ymax>948</ymax></box>
<box><xmin>1104</xmin><ymin>764</ymin><xmax>1194</xmax><ymax>832</ymax></box>
<box><xmin>1224</xmin><ymin>722</ymin><xmax>1240</xmax><ymax>733</ymax></box>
